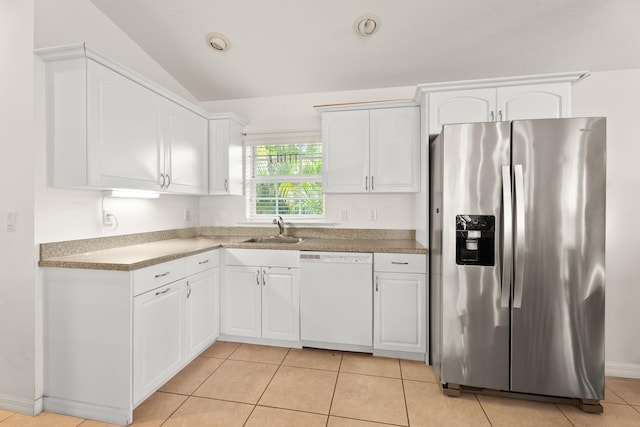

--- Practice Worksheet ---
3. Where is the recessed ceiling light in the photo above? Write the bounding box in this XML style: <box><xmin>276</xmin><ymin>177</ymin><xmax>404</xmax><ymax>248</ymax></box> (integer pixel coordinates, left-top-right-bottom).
<box><xmin>354</xmin><ymin>13</ymin><xmax>381</xmax><ymax>37</ymax></box>
<box><xmin>205</xmin><ymin>32</ymin><xmax>231</xmax><ymax>52</ymax></box>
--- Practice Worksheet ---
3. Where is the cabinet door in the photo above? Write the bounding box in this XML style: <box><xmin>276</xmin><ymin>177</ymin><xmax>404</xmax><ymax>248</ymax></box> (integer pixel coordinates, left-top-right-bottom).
<box><xmin>428</xmin><ymin>88</ymin><xmax>496</xmax><ymax>134</ymax></box>
<box><xmin>497</xmin><ymin>83</ymin><xmax>570</xmax><ymax>121</ymax></box>
<box><xmin>209</xmin><ymin>119</ymin><xmax>244</xmax><ymax>195</ymax></box>
<box><xmin>164</xmin><ymin>102</ymin><xmax>208</xmax><ymax>194</ymax></box>
<box><xmin>222</xmin><ymin>266</ymin><xmax>261</xmax><ymax>337</ymax></box>
<box><xmin>322</xmin><ymin>110</ymin><xmax>370</xmax><ymax>193</ymax></box>
<box><xmin>87</xmin><ymin>60</ymin><xmax>163</xmax><ymax>190</ymax></box>
<box><xmin>373</xmin><ymin>272</ymin><xmax>426</xmax><ymax>353</ymax></box>
<box><xmin>369</xmin><ymin>107</ymin><xmax>420</xmax><ymax>192</ymax></box>
<box><xmin>185</xmin><ymin>268</ymin><xmax>219</xmax><ymax>361</ymax></box>
<box><xmin>262</xmin><ymin>267</ymin><xmax>300</xmax><ymax>341</ymax></box>
<box><xmin>133</xmin><ymin>281</ymin><xmax>185</xmax><ymax>405</ymax></box>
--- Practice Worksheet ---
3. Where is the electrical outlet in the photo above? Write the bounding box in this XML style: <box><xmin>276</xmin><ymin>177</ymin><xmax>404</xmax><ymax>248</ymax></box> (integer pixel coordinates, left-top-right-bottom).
<box><xmin>368</xmin><ymin>209</ymin><xmax>377</xmax><ymax>221</ymax></box>
<box><xmin>339</xmin><ymin>209</ymin><xmax>348</xmax><ymax>222</ymax></box>
<box><xmin>103</xmin><ymin>210</ymin><xmax>114</xmax><ymax>226</ymax></box>
<box><xmin>184</xmin><ymin>208</ymin><xmax>191</xmax><ymax>221</ymax></box>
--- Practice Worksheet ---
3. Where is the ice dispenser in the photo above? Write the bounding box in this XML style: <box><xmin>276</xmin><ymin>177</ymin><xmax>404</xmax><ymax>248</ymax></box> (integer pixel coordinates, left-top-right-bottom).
<box><xmin>456</xmin><ymin>215</ymin><xmax>495</xmax><ymax>266</ymax></box>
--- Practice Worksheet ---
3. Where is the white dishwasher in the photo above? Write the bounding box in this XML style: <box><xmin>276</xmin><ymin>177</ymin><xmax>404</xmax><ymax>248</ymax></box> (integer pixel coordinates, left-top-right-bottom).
<box><xmin>300</xmin><ymin>252</ymin><xmax>373</xmax><ymax>352</ymax></box>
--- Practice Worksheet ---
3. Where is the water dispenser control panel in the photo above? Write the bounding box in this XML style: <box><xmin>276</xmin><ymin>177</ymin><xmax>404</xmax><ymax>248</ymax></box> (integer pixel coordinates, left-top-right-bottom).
<box><xmin>456</xmin><ymin>215</ymin><xmax>495</xmax><ymax>266</ymax></box>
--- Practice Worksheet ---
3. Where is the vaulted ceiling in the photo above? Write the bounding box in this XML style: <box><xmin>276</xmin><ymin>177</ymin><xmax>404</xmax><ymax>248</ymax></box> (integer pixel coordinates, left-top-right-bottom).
<box><xmin>90</xmin><ymin>0</ymin><xmax>640</xmax><ymax>102</ymax></box>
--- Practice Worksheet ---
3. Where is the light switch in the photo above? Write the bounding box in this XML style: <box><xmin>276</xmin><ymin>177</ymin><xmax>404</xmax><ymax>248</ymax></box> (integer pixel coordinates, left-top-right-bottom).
<box><xmin>6</xmin><ymin>210</ymin><xmax>16</xmax><ymax>231</ymax></box>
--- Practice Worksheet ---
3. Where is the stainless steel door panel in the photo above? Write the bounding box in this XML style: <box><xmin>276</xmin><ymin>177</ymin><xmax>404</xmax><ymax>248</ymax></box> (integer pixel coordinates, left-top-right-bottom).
<box><xmin>439</xmin><ymin>122</ymin><xmax>511</xmax><ymax>391</ymax></box>
<box><xmin>510</xmin><ymin>118</ymin><xmax>606</xmax><ymax>400</ymax></box>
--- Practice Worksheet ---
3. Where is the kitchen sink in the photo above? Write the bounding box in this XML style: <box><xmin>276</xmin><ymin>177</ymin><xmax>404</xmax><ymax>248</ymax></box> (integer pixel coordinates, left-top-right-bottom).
<box><xmin>242</xmin><ymin>236</ymin><xmax>304</xmax><ymax>244</ymax></box>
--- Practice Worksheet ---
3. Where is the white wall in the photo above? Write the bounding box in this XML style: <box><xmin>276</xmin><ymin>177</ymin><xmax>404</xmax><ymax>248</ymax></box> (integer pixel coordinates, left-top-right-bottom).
<box><xmin>0</xmin><ymin>0</ymin><xmax>37</xmax><ymax>413</ymax></box>
<box><xmin>34</xmin><ymin>0</ymin><xmax>201</xmax><ymax>243</ymax></box>
<box><xmin>573</xmin><ymin>70</ymin><xmax>640</xmax><ymax>378</ymax></box>
<box><xmin>200</xmin><ymin>88</ymin><xmax>417</xmax><ymax>229</ymax></box>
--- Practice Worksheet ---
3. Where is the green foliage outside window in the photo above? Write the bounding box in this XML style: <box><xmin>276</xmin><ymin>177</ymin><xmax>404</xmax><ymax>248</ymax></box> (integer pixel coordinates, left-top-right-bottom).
<box><xmin>248</xmin><ymin>143</ymin><xmax>323</xmax><ymax>217</ymax></box>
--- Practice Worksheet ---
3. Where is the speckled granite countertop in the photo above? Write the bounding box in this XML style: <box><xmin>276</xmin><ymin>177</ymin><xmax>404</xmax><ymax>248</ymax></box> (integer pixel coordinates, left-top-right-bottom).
<box><xmin>38</xmin><ymin>227</ymin><xmax>427</xmax><ymax>271</ymax></box>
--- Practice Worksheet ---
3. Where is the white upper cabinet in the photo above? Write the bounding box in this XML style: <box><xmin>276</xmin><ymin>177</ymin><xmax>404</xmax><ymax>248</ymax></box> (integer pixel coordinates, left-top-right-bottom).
<box><xmin>428</xmin><ymin>87</ymin><xmax>496</xmax><ymax>133</ymax></box>
<box><xmin>87</xmin><ymin>60</ymin><xmax>164</xmax><ymax>190</ymax></box>
<box><xmin>209</xmin><ymin>115</ymin><xmax>247</xmax><ymax>195</ymax></box>
<box><xmin>497</xmin><ymin>83</ymin><xmax>570</xmax><ymax>121</ymax></box>
<box><xmin>164</xmin><ymin>102</ymin><xmax>208</xmax><ymax>194</ymax></box>
<box><xmin>369</xmin><ymin>107</ymin><xmax>421</xmax><ymax>193</ymax></box>
<box><xmin>37</xmin><ymin>44</ymin><xmax>214</xmax><ymax>195</ymax></box>
<box><xmin>321</xmin><ymin>104</ymin><xmax>420</xmax><ymax>193</ymax></box>
<box><xmin>417</xmin><ymin>72</ymin><xmax>587</xmax><ymax>135</ymax></box>
<box><xmin>321</xmin><ymin>110</ymin><xmax>370</xmax><ymax>193</ymax></box>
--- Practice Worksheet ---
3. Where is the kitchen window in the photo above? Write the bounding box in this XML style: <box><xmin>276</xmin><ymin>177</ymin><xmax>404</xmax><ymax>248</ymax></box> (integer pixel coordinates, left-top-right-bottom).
<box><xmin>245</xmin><ymin>131</ymin><xmax>323</xmax><ymax>219</ymax></box>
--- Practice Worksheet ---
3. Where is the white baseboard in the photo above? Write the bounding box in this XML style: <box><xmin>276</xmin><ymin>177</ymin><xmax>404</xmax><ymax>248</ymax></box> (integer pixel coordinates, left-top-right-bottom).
<box><xmin>43</xmin><ymin>396</ymin><xmax>131</xmax><ymax>426</ymax></box>
<box><xmin>0</xmin><ymin>393</ymin><xmax>40</xmax><ymax>416</ymax></box>
<box><xmin>605</xmin><ymin>361</ymin><xmax>640</xmax><ymax>379</ymax></box>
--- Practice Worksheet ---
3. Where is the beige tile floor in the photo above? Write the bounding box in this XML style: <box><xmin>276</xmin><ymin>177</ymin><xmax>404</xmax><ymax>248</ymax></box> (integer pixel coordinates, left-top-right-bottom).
<box><xmin>2</xmin><ymin>341</ymin><xmax>640</xmax><ymax>426</ymax></box>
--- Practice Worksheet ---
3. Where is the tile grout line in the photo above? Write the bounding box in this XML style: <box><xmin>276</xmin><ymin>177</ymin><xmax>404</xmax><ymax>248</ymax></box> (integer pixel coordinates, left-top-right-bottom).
<box><xmin>399</xmin><ymin>360</ymin><xmax>411</xmax><ymax>427</ymax></box>
<box><xmin>160</xmin><ymin>343</ymin><xmax>238</xmax><ymax>426</ymax></box>
<box><xmin>325</xmin><ymin>351</ymin><xmax>344</xmax><ymax>427</ymax></box>
<box><xmin>554</xmin><ymin>402</ymin><xmax>578</xmax><ymax>427</ymax></box>
<box><xmin>241</xmin><ymin>346</ymin><xmax>292</xmax><ymax>427</ymax></box>
<box><xmin>474</xmin><ymin>393</ymin><xmax>495</xmax><ymax>427</ymax></box>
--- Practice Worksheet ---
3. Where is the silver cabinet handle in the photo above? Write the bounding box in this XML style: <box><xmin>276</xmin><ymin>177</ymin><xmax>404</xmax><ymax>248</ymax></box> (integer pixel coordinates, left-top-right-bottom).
<box><xmin>391</xmin><ymin>261</ymin><xmax>409</xmax><ymax>265</ymax></box>
<box><xmin>513</xmin><ymin>164</ymin><xmax>526</xmax><ymax>309</ymax></box>
<box><xmin>365</xmin><ymin>176</ymin><xmax>368</xmax><ymax>191</ymax></box>
<box><xmin>375</xmin><ymin>275</ymin><xmax>379</xmax><ymax>292</ymax></box>
<box><xmin>256</xmin><ymin>269</ymin><xmax>260</xmax><ymax>285</ymax></box>
<box><xmin>186</xmin><ymin>282</ymin><xmax>191</xmax><ymax>299</ymax></box>
<box><xmin>490</xmin><ymin>111</ymin><xmax>495</xmax><ymax>121</ymax></box>
<box><xmin>262</xmin><ymin>269</ymin><xmax>266</xmax><ymax>286</ymax></box>
<box><xmin>501</xmin><ymin>165</ymin><xmax>513</xmax><ymax>309</ymax></box>
<box><xmin>224</xmin><ymin>178</ymin><xmax>229</xmax><ymax>192</ymax></box>
<box><xmin>154</xmin><ymin>271</ymin><xmax>170</xmax><ymax>278</ymax></box>
<box><xmin>160</xmin><ymin>173</ymin><xmax>166</xmax><ymax>188</ymax></box>
<box><xmin>498</xmin><ymin>110</ymin><xmax>503</xmax><ymax>121</ymax></box>
<box><xmin>155</xmin><ymin>287</ymin><xmax>170</xmax><ymax>296</ymax></box>
<box><xmin>166</xmin><ymin>174</ymin><xmax>171</xmax><ymax>189</ymax></box>
<box><xmin>371</xmin><ymin>176</ymin><xmax>374</xmax><ymax>191</ymax></box>
<box><xmin>198</xmin><ymin>259</ymin><xmax>210</xmax><ymax>265</ymax></box>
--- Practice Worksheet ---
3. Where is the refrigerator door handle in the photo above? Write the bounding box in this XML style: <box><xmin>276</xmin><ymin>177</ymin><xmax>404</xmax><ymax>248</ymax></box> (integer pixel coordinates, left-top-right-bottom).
<box><xmin>513</xmin><ymin>164</ymin><xmax>526</xmax><ymax>309</ymax></box>
<box><xmin>501</xmin><ymin>165</ymin><xmax>512</xmax><ymax>308</ymax></box>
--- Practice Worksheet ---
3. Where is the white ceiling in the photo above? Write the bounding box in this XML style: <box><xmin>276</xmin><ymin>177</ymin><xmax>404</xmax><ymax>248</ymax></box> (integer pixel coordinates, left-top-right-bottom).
<box><xmin>90</xmin><ymin>0</ymin><xmax>640</xmax><ymax>102</ymax></box>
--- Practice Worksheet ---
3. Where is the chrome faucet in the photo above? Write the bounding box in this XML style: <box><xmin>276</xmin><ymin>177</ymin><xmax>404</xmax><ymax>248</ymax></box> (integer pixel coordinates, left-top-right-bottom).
<box><xmin>273</xmin><ymin>216</ymin><xmax>285</xmax><ymax>236</ymax></box>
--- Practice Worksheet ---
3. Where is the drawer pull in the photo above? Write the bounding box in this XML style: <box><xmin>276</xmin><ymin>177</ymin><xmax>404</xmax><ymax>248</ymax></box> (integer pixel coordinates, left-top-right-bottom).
<box><xmin>198</xmin><ymin>259</ymin><xmax>210</xmax><ymax>265</ymax></box>
<box><xmin>155</xmin><ymin>288</ymin><xmax>170</xmax><ymax>296</ymax></box>
<box><xmin>154</xmin><ymin>271</ymin><xmax>171</xmax><ymax>278</ymax></box>
<box><xmin>391</xmin><ymin>262</ymin><xmax>409</xmax><ymax>265</ymax></box>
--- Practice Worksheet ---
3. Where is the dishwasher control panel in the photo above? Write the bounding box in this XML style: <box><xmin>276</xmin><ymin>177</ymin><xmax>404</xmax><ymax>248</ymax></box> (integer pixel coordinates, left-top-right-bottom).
<box><xmin>300</xmin><ymin>252</ymin><xmax>373</xmax><ymax>264</ymax></box>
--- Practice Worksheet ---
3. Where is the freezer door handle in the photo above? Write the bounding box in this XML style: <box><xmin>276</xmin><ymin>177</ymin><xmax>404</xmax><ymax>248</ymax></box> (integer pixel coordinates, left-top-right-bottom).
<box><xmin>501</xmin><ymin>165</ymin><xmax>512</xmax><ymax>308</ymax></box>
<box><xmin>513</xmin><ymin>164</ymin><xmax>526</xmax><ymax>309</ymax></box>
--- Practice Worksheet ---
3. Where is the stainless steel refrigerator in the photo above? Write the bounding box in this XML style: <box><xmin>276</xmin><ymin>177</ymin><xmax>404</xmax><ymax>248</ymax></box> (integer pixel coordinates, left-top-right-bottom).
<box><xmin>429</xmin><ymin>117</ymin><xmax>606</xmax><ymax>409</ymax></box>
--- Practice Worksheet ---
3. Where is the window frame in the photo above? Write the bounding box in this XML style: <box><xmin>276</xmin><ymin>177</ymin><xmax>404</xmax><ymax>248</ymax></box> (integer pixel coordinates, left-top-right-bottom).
<box><xmin>244</xmin><ymin>130</ymin><xmax>324</xmax><ymax>221</ymax></box>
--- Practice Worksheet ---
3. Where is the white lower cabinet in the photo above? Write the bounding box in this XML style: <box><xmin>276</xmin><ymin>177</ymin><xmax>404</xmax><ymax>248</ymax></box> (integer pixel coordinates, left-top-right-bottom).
<box><xmin>185</xmin><ymin>267</ymin><xmax>220</xmax><ymax>360</ymax></box>
<box><xmin>222</xmin><ymin>249</ymin><xmax>300</xmax><ymax>344</ymax></box>
<box><xmin>43</xmin><ymin>249</ymin><xmax>220</xmax><ymax>425</ymax></box>
<box><xmin>373</xmin><ymin>253</ymin><xmax>427</xmax><ymax>358</ymax></box>
<box><xmin>133</xmin><ymin>281</ymin><xmax>186</xmax><ymax>405</ymax></box>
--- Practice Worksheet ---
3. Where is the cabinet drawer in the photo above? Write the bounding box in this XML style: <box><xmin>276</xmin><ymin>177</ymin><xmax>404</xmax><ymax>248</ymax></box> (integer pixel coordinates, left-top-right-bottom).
<box><xmin>374</xmin><ymin>253</ymin><xmax>426</xmax><ymax>274</ymax></box>
<box><xmin>133</xmin><ymin>259</ymin><xmax>185</xmax><ymax>296</ymax></box>
<box><xmin>185</xmin><ymin>249</ymin><xmax>219</xmax><ymax>276</ymax></box>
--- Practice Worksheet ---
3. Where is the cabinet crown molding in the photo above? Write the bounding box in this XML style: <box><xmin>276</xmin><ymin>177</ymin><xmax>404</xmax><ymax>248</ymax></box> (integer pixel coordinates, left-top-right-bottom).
<box><xmin>35</xmin><ymin>43</ymin><xmax>246</xmax><ymax>124</ymax></box>
<box><xmin>413</xmin><ymin>71</ymin><xmax>589</xmax><ymax>103</ymax></box>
